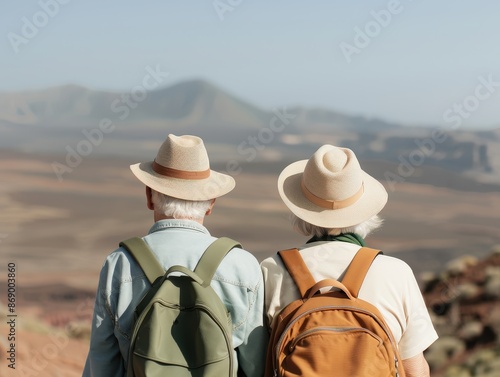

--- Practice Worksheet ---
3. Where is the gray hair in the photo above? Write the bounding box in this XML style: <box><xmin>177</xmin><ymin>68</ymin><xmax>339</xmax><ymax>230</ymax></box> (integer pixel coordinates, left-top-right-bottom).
<box><xmin>151</xmin><ymin>190</ymin><xmax>212</xmax><ymax>220</ymax></box>
<box><xmin>291</xmin><ymin>214</ymin><xmax>383</xmax><ymax>239</ymax></box>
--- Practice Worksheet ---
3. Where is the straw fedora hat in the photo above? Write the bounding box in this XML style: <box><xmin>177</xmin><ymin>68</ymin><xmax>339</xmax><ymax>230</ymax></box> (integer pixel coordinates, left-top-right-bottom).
<box><xmin>130</xmin><ymin>134</ymin><xmax>235</xmax><ymax>201</ymax></box>
<box><xmin>278</xmin><ymin>145</ymin><xmax>388</xmax><ymax>228</ymax></box>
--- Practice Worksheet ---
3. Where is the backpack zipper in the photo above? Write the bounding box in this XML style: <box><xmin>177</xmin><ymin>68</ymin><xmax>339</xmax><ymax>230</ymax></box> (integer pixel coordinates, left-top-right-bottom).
<box><xmin>196</xmin><ymin>303</ymin><xmax>234</xmax><ymax>375</ymax></box>
<box><xmin>273</xmin><ymin>305</ymin><xmax>400</xmax><ymax>377</ymax></box>
<box><xmin>288</xmin><ymin>326</ymin><xmax>383</xmax><ymax>351</ymax></box>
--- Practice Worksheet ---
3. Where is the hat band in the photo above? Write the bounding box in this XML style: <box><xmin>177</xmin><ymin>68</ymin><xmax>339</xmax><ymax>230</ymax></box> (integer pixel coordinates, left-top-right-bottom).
<box><xmin>153</xmin><ymin>161</ymin><xmax>210</xmax><ymax>180</ymax></box>
<box><xmin>301</xmin><ymin>179</ymin><xmax>364</xmax><ymax>209</ymax></box>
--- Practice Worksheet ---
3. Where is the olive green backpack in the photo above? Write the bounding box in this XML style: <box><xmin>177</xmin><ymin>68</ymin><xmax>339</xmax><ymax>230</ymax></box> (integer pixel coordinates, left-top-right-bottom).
<box><xmin>119</xmin><ymin>237</ymin><xmax>241</xmax><ymax>377</ymax></box>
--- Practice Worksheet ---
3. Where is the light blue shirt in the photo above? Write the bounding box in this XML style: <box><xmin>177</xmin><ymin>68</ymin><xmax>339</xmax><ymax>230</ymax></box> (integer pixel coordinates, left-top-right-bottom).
<box><xmin>83</xmin><ymin>219</ymin><xmax>268</xmax><ymax>377</ymax></box>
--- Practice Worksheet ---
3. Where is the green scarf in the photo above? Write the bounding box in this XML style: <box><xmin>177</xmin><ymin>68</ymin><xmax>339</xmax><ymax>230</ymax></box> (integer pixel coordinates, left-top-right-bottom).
<box><xmin>306</xmin><ymin>232</ymin><xmax>366</xmax><ymax>247</ymax></box>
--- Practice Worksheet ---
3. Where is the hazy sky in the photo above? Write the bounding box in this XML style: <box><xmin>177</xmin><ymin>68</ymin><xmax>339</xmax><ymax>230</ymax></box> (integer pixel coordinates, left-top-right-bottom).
<box><xmin>1</xmin><ymin>0</ymin><xmax>500</xmax><ymax>128</ymax></box>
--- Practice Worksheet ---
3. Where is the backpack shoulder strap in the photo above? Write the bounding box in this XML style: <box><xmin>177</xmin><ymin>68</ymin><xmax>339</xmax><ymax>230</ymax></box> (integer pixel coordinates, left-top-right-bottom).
<box><xmin>120</xmin><ymin>237</ymin><xmax>165</xmax><ymax>285</ymax></box>
<box><xmin>341</xmin><ymin>247</ymin><xmax>382</xmax><ymax>298</ymax></box>
<box><xmin>194</xmin><ymin>237</ymin><xmax>241</xmax><ymax>287</ymax></box>
<box><xmin>278</xmin><ymin>248</ymin><xmax>316</xmax><ymax>299</ymax></box>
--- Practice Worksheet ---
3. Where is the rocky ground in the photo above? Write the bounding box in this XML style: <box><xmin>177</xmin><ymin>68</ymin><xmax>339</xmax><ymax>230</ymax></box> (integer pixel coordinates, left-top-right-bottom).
<box><xmin>423</xmin><ymin>245</ymin><xmax>500</xmax><ymax>377</ymax></box>
<box><xmin>1</xmin><ymin>247</ymin><xmax>499</xmax><ymax>376</ymax></box>
<box><xmin>0</xmin><ymin>312</ymin><xmax>89</xmax><ymax>376</ymax></box>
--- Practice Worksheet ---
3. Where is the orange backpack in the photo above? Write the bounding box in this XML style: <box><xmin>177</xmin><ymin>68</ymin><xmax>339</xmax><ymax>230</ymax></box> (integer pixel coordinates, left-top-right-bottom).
<box><xmin>265</xmin><ymin>247</ymin><xmax>406</xmax><ymax>377</ymax></box>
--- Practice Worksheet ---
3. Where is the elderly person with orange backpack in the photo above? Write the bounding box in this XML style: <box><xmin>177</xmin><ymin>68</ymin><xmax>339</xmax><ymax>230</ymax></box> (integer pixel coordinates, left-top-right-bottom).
<box><xmin>261</xmin><ymin>145</ymin><xmax>438</xmax><ymax>377</ymax></box>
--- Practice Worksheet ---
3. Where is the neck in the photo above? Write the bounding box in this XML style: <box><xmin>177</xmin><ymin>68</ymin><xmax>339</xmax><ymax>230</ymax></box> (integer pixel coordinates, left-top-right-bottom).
<box><xmin>307</xmin><ymin>233</ymin><xmax>366</xmax><ymax>247</ymax></box>
<box><xmin>154</xmin><ymin>213</ymin><xmax>204</xmax><ymax>224</ymax></box>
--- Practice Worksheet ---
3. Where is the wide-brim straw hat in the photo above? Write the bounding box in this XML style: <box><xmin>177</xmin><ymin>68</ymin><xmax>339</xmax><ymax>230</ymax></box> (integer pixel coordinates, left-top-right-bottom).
<box><xmin>278</xmin><ymin>145</ymin><xmax>388</xmax><ymax>228</ymax></box>
<box><xmin>130</xmin><ymin>134</ymin><xmax>235</xmax><ymax>201</ymax></box>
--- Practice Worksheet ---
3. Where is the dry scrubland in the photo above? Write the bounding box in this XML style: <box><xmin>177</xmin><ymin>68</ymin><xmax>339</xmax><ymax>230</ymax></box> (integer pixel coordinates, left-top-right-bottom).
<box><xmin>422</xmin><ymin>249</ymin><xmax>500</xmax><ymax>376</ymax></box>
<box><xmin>0</xmin><ymin>150</ymin><xmax>499</xmax><ymax>376</ymax></box>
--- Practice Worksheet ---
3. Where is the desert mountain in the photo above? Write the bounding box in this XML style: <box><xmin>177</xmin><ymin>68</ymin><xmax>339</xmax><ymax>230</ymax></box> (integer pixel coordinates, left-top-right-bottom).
<box><xmin>0</xmin><ymin>79</ymin><xmax>398</xmax><ymax>132</ymax></box>
<box><xmin>0</xmin><ymin>79</ymin><xmax>498</xmax><ymax>188</ymax></box>
<box><xmin>0</xmin><ymin>80</ymin><xmax>268</xmax><ymax>130</ymax></box>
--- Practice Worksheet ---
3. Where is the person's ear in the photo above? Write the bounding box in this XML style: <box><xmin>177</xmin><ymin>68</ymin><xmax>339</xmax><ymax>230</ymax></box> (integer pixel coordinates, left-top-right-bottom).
<box><xmin>146</xmin><ymin>186</ymin><xmax>154</xmax><ymax>210</ymax></box>
<box><xmin>205</xmin><ymin>198</ymin><xmax>216</xmax><ymax>216</ymax></box>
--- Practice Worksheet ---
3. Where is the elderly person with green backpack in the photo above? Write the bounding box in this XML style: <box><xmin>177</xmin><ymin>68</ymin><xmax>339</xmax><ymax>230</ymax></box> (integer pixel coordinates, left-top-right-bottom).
<box><xmin>83</xmin><ymin>134</ymin><xmax>268</xmax><ymax>377</ymax></box>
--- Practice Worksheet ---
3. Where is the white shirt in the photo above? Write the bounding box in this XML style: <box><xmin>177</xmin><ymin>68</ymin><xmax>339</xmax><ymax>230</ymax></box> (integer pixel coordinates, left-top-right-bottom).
<box><xmin>260</xmin><ymin>241</ymin><xmax>438</xmax><ymax>360</ymax></box>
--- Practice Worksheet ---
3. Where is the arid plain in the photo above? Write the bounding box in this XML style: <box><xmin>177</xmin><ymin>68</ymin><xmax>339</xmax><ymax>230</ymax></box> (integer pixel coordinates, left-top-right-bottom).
<box><xmin>0</xmin><ymin>77</ymin><xmax>499</xmax><ymax>375</ymax></box>
<box><xmin>0</xmin><ymin>146</ymin><xmax>499</xmax><ymax>376</ymax></box>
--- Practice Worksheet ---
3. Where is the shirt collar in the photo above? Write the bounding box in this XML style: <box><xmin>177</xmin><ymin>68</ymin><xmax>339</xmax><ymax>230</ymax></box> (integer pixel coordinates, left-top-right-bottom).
<box><xmin>148</xmin><ymin>219</ymin><xmax>211</xmax><ymax>236</ymax></box>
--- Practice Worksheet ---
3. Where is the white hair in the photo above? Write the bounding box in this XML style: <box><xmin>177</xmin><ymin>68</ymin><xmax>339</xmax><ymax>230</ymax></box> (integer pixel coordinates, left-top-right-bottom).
<box><xmin>291</xmin><ymin>214</ymin><xmax>383</xmax><ymax>239</ymax></box>
<box><xmin>151</xmin><ymin>190</ymin><xmax>212</xmax><ymax>220</ymax></box>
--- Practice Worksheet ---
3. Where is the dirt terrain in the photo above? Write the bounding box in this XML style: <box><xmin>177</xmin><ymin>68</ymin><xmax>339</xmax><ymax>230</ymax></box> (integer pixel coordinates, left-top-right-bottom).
<box><xmin>0</xmin><ymin>150</ymin><xmax>499</xmax><ymax>376</ymax></box>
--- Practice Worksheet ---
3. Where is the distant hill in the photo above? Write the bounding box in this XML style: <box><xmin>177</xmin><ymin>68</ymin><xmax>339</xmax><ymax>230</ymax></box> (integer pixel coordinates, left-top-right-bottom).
<box><xmin>0</xmin><ymin>79</ymin><xmax>396</xmax><ymax>133</ymax></box>
<box><xmin>0</xmin><ymin>79</ymin><xmax>499</xmax><ymax>187</ymax></box>
<box><xmin>290</xmin><ymin>106</ymin><xmax>401</xmax><ymax>132</ymax></box>
<box><xmin>0</xmin><ymin>84</ymin><xmax>118</xmax><ymax>125</ymax></box>
<box><xmin>0</xmin><ymin>80</ymin><xmax>268</xmax><ymax>130</ymax></box>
